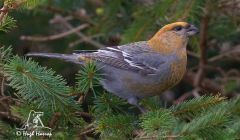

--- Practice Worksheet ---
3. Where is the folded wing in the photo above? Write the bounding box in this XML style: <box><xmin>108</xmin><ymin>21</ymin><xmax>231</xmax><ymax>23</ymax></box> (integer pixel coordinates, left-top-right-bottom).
<box><xmin>77</xmin><ymin>41</ymin><xmax>165</xmax><ymax>75</ymax></box>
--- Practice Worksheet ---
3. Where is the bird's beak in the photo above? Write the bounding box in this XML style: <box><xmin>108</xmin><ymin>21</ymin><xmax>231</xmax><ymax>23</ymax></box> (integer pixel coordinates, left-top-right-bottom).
<box><xmin>186</xmin><ymin>24</ymin><xmax>199</xmax><ymax>36</ymax></box>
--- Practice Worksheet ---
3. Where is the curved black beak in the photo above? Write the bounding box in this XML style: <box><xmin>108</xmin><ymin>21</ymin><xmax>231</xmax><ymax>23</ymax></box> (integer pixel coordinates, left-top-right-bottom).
<box><xmin>186</xmin><ymin>24</ymin><xmax>199</xmax><ymax>36</ymax></box>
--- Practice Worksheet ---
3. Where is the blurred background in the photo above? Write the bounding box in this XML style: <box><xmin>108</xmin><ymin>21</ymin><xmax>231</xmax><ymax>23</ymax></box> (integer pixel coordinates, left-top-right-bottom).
<box><xmin>1</xmin><ymin>0</ymin><xmax>240</xmax><ymax>104</ymax></box>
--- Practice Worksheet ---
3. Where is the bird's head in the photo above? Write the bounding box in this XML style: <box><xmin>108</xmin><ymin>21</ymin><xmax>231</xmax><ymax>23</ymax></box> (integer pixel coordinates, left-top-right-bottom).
<box><xmin>148</xmin><ymin>22</ymin><xmax>199</xmax><ymax>55</ymax></box>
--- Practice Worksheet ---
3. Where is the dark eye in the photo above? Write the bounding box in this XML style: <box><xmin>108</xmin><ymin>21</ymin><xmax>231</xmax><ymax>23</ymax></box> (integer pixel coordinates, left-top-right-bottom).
<box><xmin>174</xmin><ymin>26</ymin><xmax>182</xmax><ymax>31</ymax></box>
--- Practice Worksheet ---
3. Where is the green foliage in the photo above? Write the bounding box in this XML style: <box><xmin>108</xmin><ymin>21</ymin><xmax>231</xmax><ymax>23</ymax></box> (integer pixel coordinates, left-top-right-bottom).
<box><xmin>140</xmin><ymin>96</ymin><xmax>162</xmax><ymax>111</ymax></box>
<box><xmin>0</xmin><ymin>16</ymin><xmax>16</xmax><ymax>32</ymax></box>
<box><xmin>122</xmin><ymin>0</ymin><xmax>175</xmax><ymax>43</ymax></box>
<box><xmin>229</xmin><ymin>118</ymin><xmax>240</xmax><ymax>138</ymax></box>
<box><xmin>11</xmin><ymin>102</ymin><xmax>41</xmax><ymax>120</ymax></box>
<box><xmin>92</xmin><ymin>92</ymin><xmax>127</xmax><ymax>115</ymax></box>
<box><xmin>76</xmin><ymin>61</ymin><xmax>102</xmax><ymax>95</ymax></box>
<box><xmin>141</xmin><ymin>109</ymin><xmax>176</xmax><ymax>136</ymax></box>
<box><xmin>0</xmin><ymin>46</ymin><xmax>12</xmax><ymax>94</ymax></box>
<box><xmin>3</xmin><ymin>0</ymin><xmax>47</xmax><ymax>9</ymax></box>
<box><xmin>136</xmin><ymin>96</ymin><xmax>240</xmax><ymax>139</ymax></box>
<box><xmin>180</xmin><ymin>108</ymin><xmax>230</xmax><ymax>139</ymax></box>
<box><xmin>224</xmin><ymin>80</ymin><xmax>238</xmax><ymax>93</ymax></box>
<box><xmin>0</xmin><ymin>46</ymin><xmax>12</xmax><ymax>68</ymax></box>
<box><xmin>96</xmin><ymin>0</ymin><xmax>124</xmax><ymax>33</ymax></box>
<box><xmin>96</xmin><ymin>114</ymin><xmax>135</xmax><ymax>140</ymax></box>
<box><xmin>0</xmin><ymin>120</ymin><xmax>15</xmax><ymax>139</ymax></box>
<box><xmin>4</xmin><ymin>56</ymin><xmax>79</xmax><ymax>113</ymax></box>
<box><xmin>20</xmin><ymin>0</ymin><xmax>47</xmax><ymax>9</ymax></box>
<box><xmin>171</xmin><ymin>95</ymin><xmax>225</xmax><ymax>120</ymax></box>
<box><xmin>229</xmin><ymin>96</ymin><xmax>240</xmax><ymax>116</ymax></box>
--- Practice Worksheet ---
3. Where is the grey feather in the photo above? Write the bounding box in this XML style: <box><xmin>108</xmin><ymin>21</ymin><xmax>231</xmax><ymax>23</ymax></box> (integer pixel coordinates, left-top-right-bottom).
<box><xmin>27</xmin><ymin>41</ymin><xmax>167</xmax><ymax>75</ymax></box>
<box><xmin>26</xmin><ymin>53</ymin><xmax>82</xmax><ymax>64</ymax></box>
<box><xmin>88</xmin><ymin>41</ymin><xmax>166</xmax><ymax>74</ymax></box>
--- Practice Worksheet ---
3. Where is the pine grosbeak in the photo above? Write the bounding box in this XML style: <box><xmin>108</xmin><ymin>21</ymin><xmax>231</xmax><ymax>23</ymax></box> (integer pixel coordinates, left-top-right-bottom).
<box><xmin>27</xmin><ymin>22</ymin><xmax>199</xmax><ymax>112</ymax></box>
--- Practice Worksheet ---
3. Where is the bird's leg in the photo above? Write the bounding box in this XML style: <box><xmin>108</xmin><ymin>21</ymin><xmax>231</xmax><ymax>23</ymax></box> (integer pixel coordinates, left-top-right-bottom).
<box><xmin>127</xmin><ymin>97</ymin><xmax>146</xmax><ymax>113</ymax></box>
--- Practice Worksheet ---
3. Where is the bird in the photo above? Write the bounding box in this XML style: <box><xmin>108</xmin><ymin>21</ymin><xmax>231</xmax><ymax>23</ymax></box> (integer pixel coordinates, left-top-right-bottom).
<box><xmin>27</xmin><ymin>22</ymin><xmax>199</xmax><ymax>112</ymax></box>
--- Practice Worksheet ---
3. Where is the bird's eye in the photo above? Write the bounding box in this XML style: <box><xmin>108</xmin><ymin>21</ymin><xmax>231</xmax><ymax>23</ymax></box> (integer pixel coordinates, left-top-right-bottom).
<box><xmin>174</xmin><ymin>26</ymin><xmax>182</xmax><ymax>31</ymax></box>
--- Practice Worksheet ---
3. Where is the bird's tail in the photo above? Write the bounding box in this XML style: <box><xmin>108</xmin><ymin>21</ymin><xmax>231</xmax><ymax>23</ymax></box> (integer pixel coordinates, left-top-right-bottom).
<box><xmin>26</xmin><ymin>53</ymin><xmax>83</xmax><ymax>64</ymax></box>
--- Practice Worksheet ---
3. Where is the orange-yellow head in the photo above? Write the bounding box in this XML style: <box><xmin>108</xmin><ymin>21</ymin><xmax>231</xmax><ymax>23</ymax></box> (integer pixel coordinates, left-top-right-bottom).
<box><xmin>148</xmin><ymin>22</ymin><xmax>198</xmax><ymax>55</ymax></box>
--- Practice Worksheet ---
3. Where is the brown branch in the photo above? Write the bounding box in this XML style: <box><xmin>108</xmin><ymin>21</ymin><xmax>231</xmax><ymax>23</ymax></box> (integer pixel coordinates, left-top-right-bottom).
<box><xmin>69</xmin><ymin>34</ymin><xmax>103</xmax><ymax>48</ymax></box>
<box><xmin>0</xmin><ymin>8</ymin><xmax>8</xmax><ymax>13</ymax></box>
<box><xmin>79</xmin><ymin>127</ymin><xmax>96</xmax><ymax>136</ymax></box>
<box><xmin>0</xmin><ymin>6</ymin><xmax>8</xmax><ymax>22</ymax></box>
<box><xmin>0</xmin><ymin>96</ymin><xmax>23</xmax><ymax>106</ymax></box>
<box><xmin>0</xmin><ymin>97</ymin><xmax>21</xmax><ymax>127</ymax></box>
<box><xmin>48</xmin><ymin>112</ymin><xmax>61</xmax><ymax>129</ymax></box>
<box><xmin>173</xmin><ymin>88</ymin><xmax>209</xmax><ymax>104</ymax></box>
<box><xmin>20</xmin><ymin>24</ymin><xmax>89</xmax><ymax>42</ymax></box>
<box><xmin>178</xmin><ymin>0</ymin><xmax>195</xmax><ymax>20</ymax></box>
<box><xmin>137</xmin><ymin>135</ymin><xmax>181</xmax><ymax>139</ymax></box>
<box><xmin>50</xmin><ymin>15</ymin><xmax>105</xmax><ymax>48</ymax></box>
<box><xmin>174</xmin><ymin>91</ymin><xmax>193</xmax><ymax>104</ymax></box>
<box><xmin>0</xmin><ymin>112</ymin><xmax>22</xmax><ymax>125</ymax></box>
<box><xmin>193</xmin><ymin>4</ymin><xmax>210</xmax><ymax>94</ymax></box>
<box><xmin>84</xmin><ymin>123</ymin><xmax>94</xmax><ymax>129</ymax></box>
<box><xmin>209</xmin><ymin>48</ymin><xmax>240</xmax><ymax>62</ymax></box>
<box><xmin>187</xmin><ymin>50</ymin><xmax>200</xmax><ymax>59</ymax></box>
<box><xmin>0</xmin><ymin>96</ymin><xmax>12</xmax><ymax>113</ymax></box>
<box><xmin>77</xmin><ymin>95</ymin><xmax>85</xmax><ymax>103</ymax></box>
<box><xmin>0</xmin><ymin>101</ymin><xmax>9</xmax><ymax>112</ymax></box>
<box><xmin>192</xmin><ymin>88</ymin><xmax>201</xmax><ymax>97</ymax></box>
<box><xmin>0</xmin><ymin>0</ymin><xmax>24</xmax><ymax>22</ymax></box>
<box><xmin>78</xmin><ymin>123</ymin><xmax>96</xmax><ymax>136</ymax></box>
<box><xmin>1</xmin><ymin>76</ymin><xmax>4</xmax><ymax>96</ymax></box>
<box><xmin>75</xmin><ymin>111</ymin><xmax>93</xmax><ymax>119</ymax></box>
<box><xmin>43</xmin><ymin>5</ymin><xmax>92</xmax><ymax>24</ymax></box>
<box><xmin>203</xmin><ymin>65</ymin><xmax>226</xmax><ymax>77</ymax></box>
<box><xmin>184</xmin><ymin>72</ymin><xmax>223</xmax><ymax>93</ymax></box>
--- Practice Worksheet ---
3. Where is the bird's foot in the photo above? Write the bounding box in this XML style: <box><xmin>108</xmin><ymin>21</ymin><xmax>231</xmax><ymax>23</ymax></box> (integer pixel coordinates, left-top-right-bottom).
<box><xmin>128</xmin><ymin>97</ymin><xmax>147</xmax><ymax>113</ymax></box>
<box><xmin>136</xmin><ymin>105</ymin><xmax>147</xmax><ymax>113</ymax></box>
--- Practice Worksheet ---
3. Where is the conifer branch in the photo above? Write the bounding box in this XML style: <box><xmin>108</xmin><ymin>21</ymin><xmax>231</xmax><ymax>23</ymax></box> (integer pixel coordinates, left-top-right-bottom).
<box><xmin>4</xmin><ymin>56</ymin><xmax>79</xmax><ymax>113</ymax></box>
<box><xmin>20</xmin><ymin>24</ymin><xmax>89</xmax><ymax>42</ymax></box>
<box><xmin>172</xmin><ymin>95</ymin><xmax>225</xmax><ymax>120</ymax></box>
